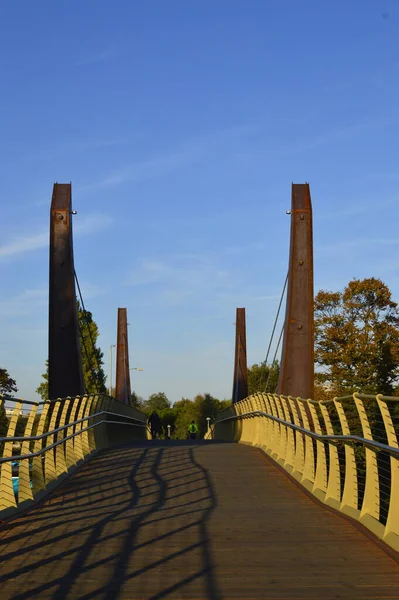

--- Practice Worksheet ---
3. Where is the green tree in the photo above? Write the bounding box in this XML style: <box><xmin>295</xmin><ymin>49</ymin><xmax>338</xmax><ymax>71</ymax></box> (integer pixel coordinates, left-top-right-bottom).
<box><xmin>36</xmin><ymin>301</ymin><xmax>107</xmax><ymax>399</ymax></box>
<box><xmin>247</xmin><ymin>361</ymin><xmax>280</xmax><ymax>395</ymax></box>
<box><xmin>171</xmin><ymin>394</ymin><xmax>226</xmax><ymax>439</ymax></box>
<box><xmin>78</xmin><ymin>302</ymin><xmax>107</xmax><ymax>394</ymax></box>
<box><xmin>315</xmin><ymin>277</ymin><xmax>399</xmax><ymax>395</ymax></box>
<box><xmin>142</xmin><ymin>392</ymin><xmax>171</xmax><ymax>414</ymax></box>
<box><xmin>131</xmin><ymin>391</ymin><xmax>145</xmax><ymax>409</ymax></box>
<box><xmin>0</xmin><ymin>400</ymin><xmax>8</xmax><ymax>438</ymax></box>
<box><xmin>217</xmin><ymin>399</ymin><xmax>232</xmax><ymax>411</ymax></box>
<box><xmin>0</xmin><ymin>367</ymin><xmax>18</xmax><ymax>395</ymax></box>
<box><xmin>36</xmin><ymin>360</ymin><xmax>49</xmax><ymax>401</ymax></box>
<box><xmin>173</xmin><ymin>398</ymin><xmax>198</xmax><ymax>439</ymax></box>
<box><xmin>194</xmin><ymin>393</ymin><xmax>223</xmax><ymax>438</ymax></box>
<box><xmin>158</xmin><ymin>407</ymin><xmax>177</xmax><ymax>437</ymax></box>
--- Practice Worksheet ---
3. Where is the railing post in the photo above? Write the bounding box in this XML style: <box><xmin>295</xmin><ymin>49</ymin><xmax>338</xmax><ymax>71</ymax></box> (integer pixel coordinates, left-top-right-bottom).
<box><xmin>0</xmin><ymin>401</ymin><xmax>22</xmax><ymax>512</ymax></box>
<box><xmin>353</xmin><ymin>394</ymin><xmax>383</xmax><ymax>538</ymax></box>
<box><xmin>308</xmin><ymin>402</ymin><xmax>327</xmax><ymax>502</ymax></box>
<box><xmin>333</xmin><ymin>398</ymin><xmax>359</xmax><ymax>520</ymax></box>
<box><xmin>319</xmin><ymin>403</ymin><xmax>341</xmax><ymax>510</ymax></box>
<box><xmin>376</xmin><ymin>394</ymin><xmax>399</xmax><ymax>551</ymax></box>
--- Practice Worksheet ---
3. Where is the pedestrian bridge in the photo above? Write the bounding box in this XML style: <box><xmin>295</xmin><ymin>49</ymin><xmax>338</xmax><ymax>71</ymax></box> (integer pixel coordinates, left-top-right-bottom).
<box><xmin>1</xmin><ymin>392</ymin><xmax>398</xmax><ymax>599</ymax></box>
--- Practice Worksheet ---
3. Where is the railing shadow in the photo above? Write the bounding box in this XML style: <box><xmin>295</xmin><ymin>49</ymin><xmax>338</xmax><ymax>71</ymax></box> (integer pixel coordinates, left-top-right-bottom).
<box><xmin>0</xmin><ymin>441</ymin><xmax>222</xmax><ymax>600</ymax></box>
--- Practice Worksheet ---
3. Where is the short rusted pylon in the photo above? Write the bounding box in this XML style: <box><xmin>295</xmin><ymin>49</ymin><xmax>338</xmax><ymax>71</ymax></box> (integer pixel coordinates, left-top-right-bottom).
<box><xmin>48</xmin><ymin>183</ymin><xmax>85</xmax><ymax>400</ymax></box>
<box><xmin>115</xmin><ymin>308</ymin><xmax>132</xmax><ymax>404</ymax></box>
<box><xmin>277</xmin><ymin>183</ymin><xmax>314</xmax><ymax>399</ymax></box>
<box><xmin>232</xmin><ymin>308</ymin><xmax>248</xmax><ymax>404</ymax></box>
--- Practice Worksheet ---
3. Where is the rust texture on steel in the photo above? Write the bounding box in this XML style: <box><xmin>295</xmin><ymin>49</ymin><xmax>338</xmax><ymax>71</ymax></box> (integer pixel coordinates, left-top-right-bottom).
<box><xmin>232</xmin><ymin>307</ymin><xmax>248</xmax><ymax>404</ymax></box>
<box><xmin>115</xmin><ymin>308</ymin><xmax>132</xmax><ymax>404</ymax></box>
<box><xmin>49</xmin><ymin>183</ymin><xmax>85</xmax><ymax>400</ymax></box>
<box><xmin>277</xmin><ymin>183</ymin><xmax>314</xmax><ymax>399</ymax></box>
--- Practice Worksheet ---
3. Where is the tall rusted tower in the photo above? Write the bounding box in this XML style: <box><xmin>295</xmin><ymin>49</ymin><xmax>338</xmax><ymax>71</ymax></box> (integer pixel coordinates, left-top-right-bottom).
<box><xmin>115</xmin><ymin>308</ymin><xmax>132</xmax><ymax>404</ymax></box>
<box><xmin>48</xmin><ymin>183</ymin><xmax>85</xmax><ymax>400</ymax></box>
<box><xmin>277</xmin><ymin>183</ymin><xmax>314</xmax><ymax>399</ymax></box>
<box><xmin>232</xmin><ymin>307</ymin><xmax>248</xmax><ymax>403</ymax></box>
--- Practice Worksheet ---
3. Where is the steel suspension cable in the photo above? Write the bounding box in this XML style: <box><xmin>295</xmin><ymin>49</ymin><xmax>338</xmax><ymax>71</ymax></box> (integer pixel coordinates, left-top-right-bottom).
<box><xmin>74</xmin><ymin>269</ymin><xmax>102</xmax><ymax>392</ymax></box>
<box><xmin>263</xmin><ymin>272</ymin><xmax>288</xmax><ymax>366</ymax></box>
<box><xmin>264</xmin><ymin>322</ymin><xmax>285</xmax><ymax>393</ymax></box>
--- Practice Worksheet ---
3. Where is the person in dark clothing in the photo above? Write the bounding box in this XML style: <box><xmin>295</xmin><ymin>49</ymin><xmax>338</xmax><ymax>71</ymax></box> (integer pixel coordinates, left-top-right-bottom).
<box><xmin>148</xmin><ymin>411</ymin><xmax>161</xmax><ymax>439</ymax></box>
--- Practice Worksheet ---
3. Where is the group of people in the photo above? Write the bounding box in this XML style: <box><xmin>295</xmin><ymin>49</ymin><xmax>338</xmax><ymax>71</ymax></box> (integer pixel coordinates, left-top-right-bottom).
<box><xmin>147</xmin><ymin>411</ymin><xmax>199</xmax><ymax>440</ymax></box>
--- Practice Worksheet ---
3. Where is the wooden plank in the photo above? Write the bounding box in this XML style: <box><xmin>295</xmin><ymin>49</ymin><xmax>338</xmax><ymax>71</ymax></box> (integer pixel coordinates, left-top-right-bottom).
<box><xmin>0</xmin><ymin>442</ymin><xmax>398</xmax><ymax>599</ymax></box>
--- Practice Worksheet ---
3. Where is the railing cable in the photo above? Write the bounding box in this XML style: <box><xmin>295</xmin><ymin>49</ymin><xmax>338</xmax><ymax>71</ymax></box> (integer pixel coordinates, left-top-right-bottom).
<box><xmin>261</xmin><ymin>272</ymin><xmax>288</xmax><ymax>392</ymax></box>
<box><xmin>74</xmin><ymin>269</ymin><xmax>102</xmax><ymax>392</ymax></box>
<box><xmin>264</xmin><ymin>322</ymin><xmax>285</xmax><ymax>393</ymax></box>
<box><xmin>263</xmin><ymin>271</ymin><xmax>288</xmax><ymax>366</ymax></box>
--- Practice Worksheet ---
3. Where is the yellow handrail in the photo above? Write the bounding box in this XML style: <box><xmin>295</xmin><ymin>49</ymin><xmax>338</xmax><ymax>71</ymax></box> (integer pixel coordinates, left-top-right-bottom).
<box><xmin>0</xmin><ymin>394</ymin><xmax>150</xmax><ymax>520</ymax></box>
<box><xmin>210</xmin><ymin>392</ymin><xmax>399</xmax><ymax>553</ymax></box>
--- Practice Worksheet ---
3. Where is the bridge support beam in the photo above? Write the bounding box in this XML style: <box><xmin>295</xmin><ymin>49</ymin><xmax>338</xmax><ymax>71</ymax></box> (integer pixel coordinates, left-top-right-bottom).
<box><xmin>115</xmin><ymin>308</ymin><xmax>132</xmax><ymax>404</ymax></box>
<box><xmin>232</xmin><ymin>308</ymin><xmax>248</xmax><ymax>404</ymax></box>
<box><xmin>48</xmin><ymin>183</ymin><xmax>85</xmax><ymax>400</ymax></box>
<box><xmin>277</xmin><ymin>183</ymin><xmax>314</xmax><ymax>399</ymax></box>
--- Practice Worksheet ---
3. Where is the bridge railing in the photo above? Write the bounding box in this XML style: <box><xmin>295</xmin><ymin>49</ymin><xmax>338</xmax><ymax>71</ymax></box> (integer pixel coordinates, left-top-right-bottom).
<box><xmin>0</xmin><ymin>394</ymin><xmax>150</xmax><ymax>519</ymax></box>
<box><xmin>208</xmin><ymin>392</ymin><xmax>399</xmax><ymax>553</ymax></box>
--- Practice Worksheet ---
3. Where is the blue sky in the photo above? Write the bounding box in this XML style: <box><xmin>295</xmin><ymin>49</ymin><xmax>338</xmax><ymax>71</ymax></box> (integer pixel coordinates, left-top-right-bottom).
<box><xmin>1</xmin><ymin>1</ymin><xmax>399</xmax><ymax>403</ymax></box>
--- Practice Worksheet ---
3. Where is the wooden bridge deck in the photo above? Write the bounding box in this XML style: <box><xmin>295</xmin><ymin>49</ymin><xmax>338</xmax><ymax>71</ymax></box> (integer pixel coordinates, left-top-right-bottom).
<box><xmin>1</xmin><ymin>441</ymin><xmax>398</xmax><ymax>599</ymax></box>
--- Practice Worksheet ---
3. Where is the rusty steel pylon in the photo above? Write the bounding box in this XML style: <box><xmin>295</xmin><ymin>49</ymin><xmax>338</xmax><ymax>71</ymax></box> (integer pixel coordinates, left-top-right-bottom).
<box><xmin>232</xmin><ymin>307</ymin><xmax>248</xmax><ymax>404</ymax></box>
<box><xmin>115</xmin><ymin>308</ymin><xmax>132</xmax><ymax>404</ymax></box>
<box><xmin>277</xmin><ymin>183</ymin><xmax>314</xmax><ymax>399</ymax></box>
<box><xmin>48</xmin><ymin>183</ymin><xmax>85</xmax><ymax>400</ymax></box>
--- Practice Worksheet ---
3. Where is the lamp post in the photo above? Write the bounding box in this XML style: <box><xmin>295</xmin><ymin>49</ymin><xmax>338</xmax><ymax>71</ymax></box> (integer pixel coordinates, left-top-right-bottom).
<box><xmin>206</xmin><ymin>417</ymin><xmax>211</xmax><ymax>432</ymax></box>
<box><xmin>109</xmin><ymin>344</ymin><xmax>116</xmax><ymax>396</ymax></box>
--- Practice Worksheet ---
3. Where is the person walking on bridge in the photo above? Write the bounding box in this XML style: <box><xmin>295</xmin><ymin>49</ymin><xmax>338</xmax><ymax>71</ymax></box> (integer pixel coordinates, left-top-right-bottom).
<box><xmin>148</xmin><ymin>411</ymin><xmax>161</xmax><ymax>439</ymax></box>
<box><xmin>188</xmin><ymin>420</ymin><xmax>199</xmax><ymax>440</ymax></box>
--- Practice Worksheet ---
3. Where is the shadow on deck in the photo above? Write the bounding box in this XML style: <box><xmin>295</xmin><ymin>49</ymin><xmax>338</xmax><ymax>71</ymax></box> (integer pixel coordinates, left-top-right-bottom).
<box><xmin>1</xmin><ymin>441</ymin><xmax>398</xmax><ymax>599</ymax></box>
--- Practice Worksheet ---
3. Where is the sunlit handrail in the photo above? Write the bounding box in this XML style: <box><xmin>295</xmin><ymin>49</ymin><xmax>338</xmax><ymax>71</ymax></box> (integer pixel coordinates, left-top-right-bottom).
<box><xmin>0</xmin><ymin>411</ymin><xmax>148</xmax><ymax>463</ymax></box>
<box><xmin>210</xmin><ymin>392</ymin><xmax>399</xmax><ymax>553</ymax></box>
<box><xmin>0</xmin><ymin>410</ymin><xmax>147</xmax><ymax>445</ymax></box>
<box><xmin>0</xmin><ymin>393</ymin><xmax>150</xmax><ymax>519</ymax></box>
<box><xmin>215</xmin><ymin>410</ymin><xmax>399</xmax><ymax>458</ymax></box>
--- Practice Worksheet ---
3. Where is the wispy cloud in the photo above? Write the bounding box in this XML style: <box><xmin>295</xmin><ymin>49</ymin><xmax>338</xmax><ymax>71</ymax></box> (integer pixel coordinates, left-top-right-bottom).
<box><xmin>127</xmin><ymin>255</ymin><xmax>232</xmax><ymax>306</ymax></box>
<box><xmin>126</xmin><ymin>252</ymin><xmax>284</xmax><ymax>310</ymax></box>
<box><xmin>86</xmin><ymin>151</ymin><xmax>188</xmax><ymax>191</ymax></box>
<box><xmin>82</xmin><ymin>122</ymin><xmax>256</xmax><ymax>192</ymax></box>
<box><xmin>76</xmin><ymin>46</ymin><xmax>115</xmax><ymax>67</ymax></box>
<box><xmin>0</xmin><ymin>232</ymin><xmax>48</xmax><ymax>259</ymax></box>
<box><xmin>0</xmin><ymin>289</ymin><xmax>47</xmax><ymax>316</ymax></box>
<box><xmin>0</xmin><ymin>213</ymin><xmax>113</xmax><ymax>260</ymax></box>
<box><xmin>75</xmin><ymin>281</ymin><xmax>105</xmax><ymax>300</ymax></box>
<box><xmin>316</xmin><ymin>236</ymin><xmax>399</xmax><ymax>259</ymax></box>
<box><xmin>286</xmin><ymin>115</ymin><xmax>395</xmax><ymax>156</ymax></box>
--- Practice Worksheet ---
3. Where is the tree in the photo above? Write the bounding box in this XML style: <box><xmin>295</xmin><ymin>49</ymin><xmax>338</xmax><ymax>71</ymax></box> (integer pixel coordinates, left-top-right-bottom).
<box><xmin>36</xmin><ymin>301</ymin><xmax>107</xmax><ymax>399</ymax></box>
<box><xmin>173</xmin><ymin>398</ymin><xmax>199</xmax><ymax>439</ymax></box>
<box><xmin>247</xmin><ymin>361</ymin><xmax>280</xmax><ymax>396</ymax></box>
<box><xmin>0</xmin><ymin>367</ymin><xmax>18</xmax><ymax>395</ymax></box>
<box><xmin>142</xmin><ymin>392</ymin><xmax>171</xmax><ymax>414</ymax></box>
<box><xmin>78</xmin><ymin>302</ymin><xmax>107</xmax><ymax>394</ymax></box>
<box><xmin>131</xmin><ymin>391</ymin><xmax>145</xmax><ymax>409</ymax></box>
<box><xmin>0</xmin><ymin>400</ymin><xmax>8</xmax><ymax>437</ymax></box>
<box><xmin>36</xmin><ymin>360</ymin><xmax>49</xmax><ymax>401</ymax></box>
<box><xmin>315</xmin><ymin>278</ymin><xmax>399</xmax><ymax>395</ymax></box>
<box><xmin>158</xmin><ymin>407</ymin><xmax>177</xmax><ymax>437</ymax></box>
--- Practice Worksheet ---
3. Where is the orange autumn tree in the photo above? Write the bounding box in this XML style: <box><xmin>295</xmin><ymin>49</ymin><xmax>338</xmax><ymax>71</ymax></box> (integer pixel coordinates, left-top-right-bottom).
<box><xmin>314</xmin><ymin>277</ymin><xmax>399</xmax><ymax>397</ymax></box>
